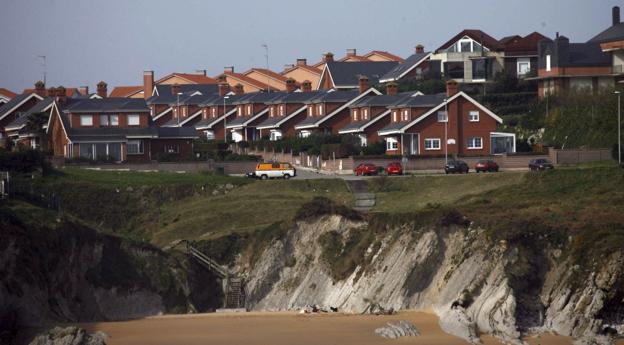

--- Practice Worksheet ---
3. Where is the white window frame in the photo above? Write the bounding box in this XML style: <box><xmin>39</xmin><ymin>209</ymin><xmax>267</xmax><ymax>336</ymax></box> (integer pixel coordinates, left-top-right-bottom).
<box><xmin>164</xmin><ymin>144</ymin><xmax>180</xmax><ymax>154</ymax></box>
<box><xmin>467</xmin><ymin>137</ymin><xmax>483</xmax><ymax>149</ymax></box>
<box><xmin>270</xmin><ymin>107</ymin><xmax>275</xmax><ymax>116</ymax></box>
<box><xmin>308</xmin><ymin>106</ymin><xmax>313</xmax><ymax>116</ymax></box>
<box><xmin>127</xmin><ymin>114</ymin><xmax>140</xmax><ymax>126</ymax></box>
<box><xmin>127</xmin><ymin>140</ymin><xmax>144</xmax><ymax>155</ymax></box>
<box><xmin>99</xmin><ymin>115</ymin><xmax>109</xmax><ymax>126</ymax></box>
<box><xmin>80</xmin><ymin>115</ymin><xmax>93</xmax><ymax>126</ymax></box>
<box><xmin>437</xmin><ymin>111</ymin><xmax>448</xmax><ymax>123</ymax></box>
<box><xmin>363</xmin><ymin>108</ymin><xmax>368</xmax><ymax>120</ymax></box>
<box><xmin>183</xmin><ymin>107</ymin><xmax>187</xmax><ymax>116</ymax></box>
<box><xmin>424</xmin><ymin>138</ymin><xmax>441</xmax><ymax>150</ymax></box>
<box><xmin>546</xmin><ymin>55</ymin><xmax>551</xmax><ymax>72</ymax></box>
<box><xmin>270</xmin><ymin>130</ymin><xmax>283</xmax><ymax>141</ymax></box>
<box><xmin>317</xmin><ymin>104</ymin><xmax>323</xmax><ymax>115</ymax></box>
<box><xmin>204</xmin><ymin>130</ymin><xmax>215</xmax><ymax>140</ymax></box>
<box><xmin>212</xmin><ymin>108</ymin><xmax>216</xmax><ymax>116</ymax></box>
<box><xmin>279</xmin><ymin>105</ymin><xmax>285</xmax><ymax>116</ymax></box>
<box><xmin>458</xmin><ymin>38</ymin><xmax>473</xmax><ymax>52</ymax></box>
<box><xmin>110</xmin><ymin>114</ymin><xmax>119</xmax><ymax>126</ymax></box>
<box><xmin>517</xmin><ymin>58</ymin><xmax>531</xmax><ymax>76</ymax></box>
<box><xmin>392</xmin><ymin>110</ymin><xmax>398</xmax><ymax>122</ymax></box>
<box><xmin>468</xmin><ymin>111</ymin><xmax>479</xmax><ymax>122</ymax></box>
<box><xmin>353</xmin><ymin>109</ymin><xmax>359</xmax><ymax>121</ymax></box>
<box><xmin>386</xmin><ymin>137</ymin><xmax>399</xmax><ymax>150</ymax></box>
<box><xmin>402</xmin><ymin>109</ymin><xmax>409</xmax><ymax>121</ymax></box>
<box><xmin>246</xmin><ymin>105</ymin><xmax>251</xmax><ymax>115</ymax></box>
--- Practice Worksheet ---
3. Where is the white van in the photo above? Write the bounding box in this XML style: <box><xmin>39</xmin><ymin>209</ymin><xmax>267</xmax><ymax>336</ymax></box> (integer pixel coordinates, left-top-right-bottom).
<box><xmin>254</xmin><ymin>163</ymin><xmax>296</xmax><ymax>179</ymax></box>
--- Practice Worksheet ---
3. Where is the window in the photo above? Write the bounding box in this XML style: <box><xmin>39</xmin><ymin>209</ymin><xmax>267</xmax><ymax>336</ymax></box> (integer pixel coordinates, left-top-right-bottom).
<box><xmin>204</xmin><ymin>130</ymin><xmax>215</xmax><ymax>140</ymax></box>
<box><xmin>363</xmin><ymin>108</ymin><xmax>368</xmax><ymax>120</ymax></box>
<box><xmin>308</xmin><ymin>106</ymin><xmax>313</xmax><ymax>116</ymax></box>
<box><xmin>270</xmin><ymin>130</ymin><xmax>282</xmax><ymax>141</ymax></box>
<box><xmin>467</xmin><ymin>137</ymin><xmax>483</xmax><ymax>149</ymax></box>
<box><xmin>353</xmin><ymin>109</ymin><xmax>359</xmax><ymax>121</ymax></box>
<box><xmin>279</xmin><ymin>105</ymin><xmax>285</xmax><ymax>116</ymax></box>
<box><xmin>460</xmin><ymin>39</ymin><xmax>472</xmax><ymax>52</ymax></box>
<box><xmin>246</xmin><ymin>105</ymin><xmax>251</xmax><ymax>115</ymax></box>
<box><xmin>110</xmin><ymin>114</ymin><xmax>119</xmax><ymax>126</ymax></box>
<box><xmin>127</xmin><ymin>140</ymin><xmax>144</xmax><ymax>154</ymax></box>
<box><xmin>472</xmin><ymin>58</ymin><xmax>488</xmax><ymax>81</ymax></box>
<box><xmin>469</xmin><ymin>111</ymin><xmax>479</xmax><ymax>122</ymax></box>
<box><xmin>164</xmin><ymin>144</ymin><xmax>179</xmax><ymax>154</ymax></box>
<box><xmin>359</xmin><ymin>134</ymin><xmax>367</xmax><ymax>147</ymax></box>
<box><xmin>99</xmin><ymin>115</ymin><xmax>109</xmax><ymax>126</ymax></box>
<box><xmin>437</xmin><ymin>111</ymin><xmax>448</xmax><ymax>122</ymax></box>
<box><xmin>270</xmin><ymin>107</ymin><xmax>275</xmax><ymax>116</ymax></box>
<box><xmin>80</xmin><ymin>115</ymin><xmax>93</xmax><ymax>126</ymax></box>
<box><xmin>517</xmin><ymin>58</ymin><xmax>531</xmax><ymax>76</ymax></box>
<box><xmin>212</xmin><ymin>108</ymin><xmax>216</xmax><ymax>116</ymax></box>
<box><xmin>402</xmin><ymin>109</ymin><xmax>409</xmax><ymax>121</ymax></box>
<box><xmin>386</xmin><ymin>138</ymin><xmax>398</xmax><ymax>150</ymax></box>
<box><xmin>392</xmin><ymin>110</ymin><xmax>398</xmax><ymax>122</ymax></box>
<box><xmin>128</xmin><ymin>114</ymin><xmax>140</xmax><ymax>126</ymax></box>
<box><xmin>182</xmin><ymin>108</ymin><xmax>187</xmax><ymax>117</ymax></box>
<box><xmin>424</xmin><ymin>138</ymin><xmax>441</xmax><ymax>150</ymax></box>
<box><xmin>546</xmin><ymin>55</ymin><xmax>551</xmax><ymax>72</ymax></box>
<box><xmin>317</xmin><ymin>104</ymin><xmax>323</xmax><ymax>115</ymax></box>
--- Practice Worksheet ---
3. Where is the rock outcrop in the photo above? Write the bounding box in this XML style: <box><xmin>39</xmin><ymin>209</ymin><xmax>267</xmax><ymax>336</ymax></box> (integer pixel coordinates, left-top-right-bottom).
<box><xmin>28</xmin><ymin>327</ymin><xmax>107</xmax><ymax>345</ymax></box>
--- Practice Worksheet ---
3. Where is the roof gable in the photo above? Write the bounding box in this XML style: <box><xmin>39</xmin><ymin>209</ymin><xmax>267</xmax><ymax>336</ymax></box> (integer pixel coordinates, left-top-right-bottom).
<box><xmin>436</xmin><ymin>29</ymin><xmax>502</xmax><ymax>52</ymax></box>
<box><xmin>322</xmin><ymin>61</ymin><xmax>400</xmax><ymax>88</ymax></box>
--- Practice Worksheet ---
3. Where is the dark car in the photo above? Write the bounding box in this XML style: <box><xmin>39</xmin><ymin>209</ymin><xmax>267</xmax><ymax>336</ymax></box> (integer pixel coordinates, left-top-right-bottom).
<box><xmin>354</xmin><ymin>163</ymin><xmax>378</xmax><ymax>176</ymax></box>
<box><xmin>386</xmin><ymin>162</ymin><xmax>403</xmax><ymax>175</ymax></box>
<box><xmin>529</xmin><ymin>158</ymin><xmax>554</xmax><ymax>171</ymax></box>
<box><xmin>445</xmin><ymin>160</ymin><xmax>469</xmax><ymax>174</ymax></box>
<box><xmin>475</xmin><ymin>159</ymin><xmax>499</xmax><ymax>173</ymax></box>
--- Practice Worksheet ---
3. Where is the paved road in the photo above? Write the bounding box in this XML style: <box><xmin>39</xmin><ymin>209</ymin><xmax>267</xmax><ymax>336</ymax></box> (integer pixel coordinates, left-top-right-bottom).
<box><xmin>291</xmin><ymin>167</ymin><xmax>525</xmax><ymax>180</ymax></box>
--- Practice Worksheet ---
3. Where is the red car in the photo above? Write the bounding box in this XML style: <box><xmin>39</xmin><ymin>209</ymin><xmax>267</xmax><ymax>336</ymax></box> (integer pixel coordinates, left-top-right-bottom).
<box><xmin>386</xmin><ymin>162</ymin><xmax>403</xmax><ymax>175</ymax></box>
<box><xmin>475</xmin><ymin>159</ymin><xmax>499</xmax><ymax>173</ymax></box>
<box><xmin>354</xmin><ymin>163</ymin><xmax>378</xmax><ymax>176</ymax></box>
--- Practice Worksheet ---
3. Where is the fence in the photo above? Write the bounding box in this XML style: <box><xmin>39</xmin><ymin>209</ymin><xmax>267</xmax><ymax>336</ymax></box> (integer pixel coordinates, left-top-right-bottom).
<box><xmin>245</xmin><ymin>147</ymin><xmax>613</xmax><ymax>173</ymax></box>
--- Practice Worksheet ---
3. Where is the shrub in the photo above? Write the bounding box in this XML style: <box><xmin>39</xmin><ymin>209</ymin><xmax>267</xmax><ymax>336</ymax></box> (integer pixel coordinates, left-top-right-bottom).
<box><xmin>0</xmin><ymin>149</ymin><xmax>50</xmax><ymax>174</ymax></box>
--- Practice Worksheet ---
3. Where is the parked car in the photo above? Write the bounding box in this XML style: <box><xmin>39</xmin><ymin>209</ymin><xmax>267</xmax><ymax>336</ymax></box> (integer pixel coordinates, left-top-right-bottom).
<box><xmin>386</xmin><ymin>162</ymin><xmax>403</xmax><ymax>175</ymax></box>
<box><xmin>445</xmin><ymin>160</ymin><xmax>469</xmax><ymax>174</ymax></box>
<box><xmin>475</xmin><ymin>159</ymin><xmax>499</xmax><ymax>173</ymax></box>
<box><xmin>529</xmin><ymin>158</ymin><xmax>554</xmax><ymax>171</ymax></box>
<box><xmin>354</xmin><ymin>163</ymin><xmax>378</xmax><ymax>176</ymax></box>
<box><xmin>252</xmin><ymin>162</ymin><xmax>296</xmax><ymax>179</ymax></box>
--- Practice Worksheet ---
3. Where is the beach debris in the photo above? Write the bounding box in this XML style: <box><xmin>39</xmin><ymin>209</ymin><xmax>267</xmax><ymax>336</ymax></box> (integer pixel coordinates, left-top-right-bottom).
<box><xmin>299</xmin><ymin>305</ymin><xmax>339</xmax><ymax>314</ymax></box>
<box><xmin>374</xmin><ymin>320</ymin><xmax>420</xmax><ymax>339</ymax></box>
<box><xmin>363</xmin><ymin>303</ymin><xmax>395</xmax><ymax>315</ymax></box>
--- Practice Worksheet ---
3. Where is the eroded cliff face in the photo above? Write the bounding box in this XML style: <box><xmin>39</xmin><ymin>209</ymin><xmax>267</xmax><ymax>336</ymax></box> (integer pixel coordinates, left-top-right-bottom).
<box><xmin>234</xmin><ymin>214</ymin><xmax>624</xmax><ymax>345</ymax></box>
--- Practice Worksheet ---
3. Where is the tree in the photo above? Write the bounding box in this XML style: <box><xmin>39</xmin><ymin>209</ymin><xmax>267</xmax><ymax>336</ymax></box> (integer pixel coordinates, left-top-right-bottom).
<box><xmin>24</xmin><ymin>112</ymin><xmax>49</xmax><ymax>152</ymax></box>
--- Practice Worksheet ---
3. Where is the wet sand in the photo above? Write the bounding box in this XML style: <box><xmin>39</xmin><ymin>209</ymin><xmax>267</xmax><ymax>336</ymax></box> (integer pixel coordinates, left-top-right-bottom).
<box><xmin>75</xmin><ymin>310</ymin><xmax>585</xmax><ymax>345</ymax></box>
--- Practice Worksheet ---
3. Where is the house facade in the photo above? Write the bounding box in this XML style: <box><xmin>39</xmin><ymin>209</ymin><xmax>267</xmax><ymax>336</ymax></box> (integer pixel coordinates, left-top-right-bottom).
<box><xmin>225</xmin><ymin>92</ymin><xmax>284</xmax><ymax>142</ymax></box>
<box><xmin>281</xmin><ymin>59</ymin><xmax>322</xmax><ymax>90</ymax></box>
<box><xmin>146</xmin><ymin>83</ymin><xmax>219</xmax><ymax>126</ymax></box>
<box><xmin>47</xmin><ymin>96</ymin><xmax>197</xmax><ymax>162</ymax></box>
<box><xmin>500</xmin><ymin>32</ymin><xmax>549</xmax><ymax>78</ymax></box>
<box><xmin>0</xmin><ymin>83</ymin><xmax>45</xmax><ymax>146</ymax></box>
<box><xmin>0</xmin><ymin>88</ymin><xmax>16</xmax><ymax>106</ymax></box>
<box><xmin>378</xmin><ymin>81</ymin><xmax>513</xmax><ymax>156</ymax></box>
<box><xmin>216</xmin><ymin>67</ymin><xmax>270</xmax><ymax>93</ymax></box>
<box><xmin>195</xmin><ymin>88</ymin><xmax>241</xmax><ymax>141</ymax></box>
<box><xmin>317</xmin><ymin>60</ymin><xmax>398</xmax><ymax>90</ymax></box>
<box><xmin>379</xmin><ymin>45</ymin><xmax>439</xmax><ymax>83</ymax></box>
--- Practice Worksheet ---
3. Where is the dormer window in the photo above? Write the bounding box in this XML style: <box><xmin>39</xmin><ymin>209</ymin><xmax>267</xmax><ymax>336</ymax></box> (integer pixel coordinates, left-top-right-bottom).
<box><xmin>212</xmin><ymin>108</ymin><xmax>216</xmax><ymax>116</ymax></box>
<box><xmin>546</xmin><ymin>54</ymin><xmax>551</xmax><ymax>72</ymax></box>
<box><xmin>80</xmin><ymin>115</ymin><xmax>93</xmax><ymax>126</ymax></box>
<box><xmin>128</xmin><ymin>114</ymin><xmax>140</xmax><ymax>126</ymax></box>
<box><xmin>392</xmin><ymin>110</ymin><xmax>398</xmax><ymax>122</ymax></box>
<box><xmin>308</xmin><ymin>106</ymin><xmax>313</xmax><ymax>116</ymax></box>
<box><xmin>317</xmin><ymin>104</ymin><xmax>323</xmax><ymax>115</ymax></box>
<box><xmin>363</xmin><ymin>108</ymin><xmax>368</xmax><ymax>120</ymax></box>
<box><xmin>402</xmin><ymin>109</ymin><xmax>409</xmax><ymax>121</ymax></box>
<box><xmin>270</xmin><ymin>107</ymin><xmax>275</xmax><ymax>116</ymax></box>
<box><xmin>279</xmin><ymin>105</ymin><xmax>285</xmax><ymax>116</ymax></box>
<box><xmin>247</xmin><ymin>105</ymin><xmax>252</xmax><ymax>115</ymax></box>
<box><xmin>353</xmin><ymin>109</ymin><xmax>359</xmax><ymax>121</ymax></box>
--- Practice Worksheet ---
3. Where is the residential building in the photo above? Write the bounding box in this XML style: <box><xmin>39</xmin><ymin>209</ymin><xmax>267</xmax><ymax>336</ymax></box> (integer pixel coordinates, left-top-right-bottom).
<box><xmin>377</xmin><ymin>81</ymin><xmax>514</xmax><ymax>156</ymax></box>
<box><xmin>5</xmin><ymin>97</ymin><xmax>55</xmax><ymax>149</ymax></box>
<box><xmin>317</xmin><ymin>60</ymin><xmax>399</xmax><ymax>90</ymax></box>
<box><xmin>243</xmin><ymin>68</ymin><xmax>297</xmax><ymax>92</ymax></box>
<box><xmin>339</xmin><ymin>83</ymin><xmax>421</xmax><ymax>146</ymax></box>
<box><xmin>216</xmin><ymin>67</ymin><xmax>270</xmax><ymax>93</ymax></box>
<box><xmin>379</xmin><ymin>45</ymin><xmax>439</xmax><ymax>83</ymax></box>
<box><xmin>338</xmin><ymin>48</ymin><xmax>371</xmax><ymax>62</ymax></box>
<box><xmin>500</xmin><ymin>32</ymin><xmax>549</xmax><ymax>78</ymax></box>
<box><xmin>195</xmin><ymin>84</ymin><xmax>243</xmax><ymax>141</ymax></box>
<box><xmin>47</xmin><ymin>93</ymin><xmax>197</xmax><ymax>162</ymax></box>
<box><xmin>281</xmin><ymin>59</ymin><xmax>323</xmax><ymax>90</ymax></box>
<box><xmin>109</xmin><ymin>71</ymin><xmax>218</xmax><ymax>100</ymax></box>
<box><xmin>0</xmin><ymin>88</ymin><xmax>17</xmax><ymax>106</ymax></box>
<box><xmin>147</xmin><ymin>83</ymin><xmax>219</xmax><ymax>126</ymax></box>
<box><xmin>363</xmin><ymin>50</ymin><xmax>405</xmax><ymax>62</ymax></box>
<box><xmin>430</xmin><ymin>29</ymin><xmax>505</xmax><ymax>83</ymax></box>
<box><xmin>256</xmin><ymin>83</ymin><xmax>327</xmax><ymax>140</ymax></box>
<box><xmin>225</xmin><ymin>91</ymin><xmax>285</xmax><ymax>142</ymax></box>
<box><xmin>0</xmin><ymin>82</ymin><xmax>46</xmax><ymax>145</ymax></box>
<box><xmin>295</xmin><ymin>76</ymin><xmax>382</xmax><ymax>136</ymax></box>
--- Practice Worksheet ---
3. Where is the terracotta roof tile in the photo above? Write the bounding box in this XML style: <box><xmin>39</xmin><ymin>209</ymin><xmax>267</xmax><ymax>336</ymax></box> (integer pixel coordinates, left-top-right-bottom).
<box><xmin>282</xmin><ymin>64</ymin><xmax>323</xmax><ymax>75</ymax></box>
<box><xmin>221</xmin><ymin>72</ymin><xmax>270</xmax><ymax>90</ymax></box>
<box><xmin>156</xmin><ymin>73</ymin><xmax>218</xmax><ymax>85</ymax></box>
<box><xmin>0</xmin><ymin>88</ymin><xmax>17</xmax><ymax>99</ymax></box>
<box><xmin>436</xmin><ymin>29</ymin><xmax>503</xmax><ymax>52</ymax></box>
<box><xmin>364</xmin><ymin>50</ymin><xmax>405</xmax><ymax>62</ymax></box>
<box><xmin>244</xmin><ymin>68</ymin><xmax>291</xmax><ymax>83</ymax></box>
<box><xmin>109</xmin><ymin>86</ymin><xmax>143</xmax><ymax>98</ymax></box>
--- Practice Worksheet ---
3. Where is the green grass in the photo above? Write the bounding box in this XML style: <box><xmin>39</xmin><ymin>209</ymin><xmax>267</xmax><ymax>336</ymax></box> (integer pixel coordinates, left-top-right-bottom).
<box><xmin>49</xmin><ymin>166</ymin><xmax>245</xmax><ymax>188</ymax></box>
<box><xmin>371</xmin><ymin>172</ymin><xmax>525</xmax><ymax>213</ymax></box>
<box><xmin>149</xmin><ymin>179</ymin><xmax>352</xmax><ymax>246</ymax></box>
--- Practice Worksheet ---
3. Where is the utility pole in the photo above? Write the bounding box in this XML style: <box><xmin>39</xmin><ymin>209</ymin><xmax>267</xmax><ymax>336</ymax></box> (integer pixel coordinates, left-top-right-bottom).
<box><xmin>223</xmin><ymin>95</ymin><xmax>229</xmax><ymax>142</ymax></box>
<box><xmin>616</xmin><ymin>91</ymin><xmax>622</xmax><ymax>165</ymax></box>
<box><xmin>444</xmin><ymin>99</ymin><xmax>449</xmax><ymax>165</ymax></box>
<box><xmin>262</xmin><ymin>44</ymin><xmax>270</xmax><ymax>92</ymax></box>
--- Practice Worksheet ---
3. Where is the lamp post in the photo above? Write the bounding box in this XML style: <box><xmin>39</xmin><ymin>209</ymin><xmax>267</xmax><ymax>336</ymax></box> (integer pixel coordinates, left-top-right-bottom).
<box><xmin>444</xmin><ymin>98</ymin><xmax>448</xmax><ymax>165</ymax></box>
<box><xmin>262</xmin><ymin>44</ymin><xmax>270</xmax><ymax>92</ymax></box>
<box><xmin>223</xmin><ymin>95</ymin><xmax>229</xmax><ymax>142</ymax></box>
<box><xmin>176</xmin><ymin>92</ymin><xmax>183</xmax><ymax>127</ymax></box>
<box><xmin>616</xmin><ymin>91</ymin><xmax>622</xmax><ymax>165</ymax></box>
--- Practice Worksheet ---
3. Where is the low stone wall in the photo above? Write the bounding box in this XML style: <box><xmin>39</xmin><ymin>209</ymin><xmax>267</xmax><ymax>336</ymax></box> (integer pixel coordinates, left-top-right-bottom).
<box><xmin>551</xmin><ymin>148</ymin><xmax>612</xmax><ymax>165</ymax></box>
<box><xmin>64</xmin><ymin>160</ymin><xmax>257</xmax><ymax>175</ymax></box>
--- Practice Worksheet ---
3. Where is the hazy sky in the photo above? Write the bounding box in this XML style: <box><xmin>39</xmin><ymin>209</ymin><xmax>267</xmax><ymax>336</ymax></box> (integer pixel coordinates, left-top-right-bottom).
<box><xmin>0</xmin><ymin>0</ymin><xmax>618</xmax><ymax>92</ymax></box>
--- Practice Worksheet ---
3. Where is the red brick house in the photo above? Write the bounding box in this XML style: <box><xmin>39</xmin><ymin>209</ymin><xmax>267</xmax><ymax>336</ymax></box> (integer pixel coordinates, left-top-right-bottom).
<box><xmin>295</xmin><ymin>77</ymin><xmax>382</xmax><ymax>137</ymax></box>
<box><xmin>0</xmin><ymin>83</ymin><xmax>45</xmax><ymax>145</ymax></box>
<box><xmin>216</xmin><ymin>67</ymin><xmax>270</xmax><ymax>93</ymax></box>
<box><xmin>339</xmin><ymin>83</ymin><xmax>421</xmax><ymax>146</ymax></box>
<box><xmin>378</xmin><ymin>81</ymin><xmax>513</xmax><ymax>156</ymax></box>
<box><xmin>256</xmin><ymin>82</ymin><xmax>326</xmax><ymax>140</ymax></box>
<box><xmin>47</xmin><ymin>94</ymin><xmax>197</xmax><ymax>162</ymax></box>
<box><xmin>243</xmin><ymin>68</ymin><xmax>298</xmax><ymax>92</ymax></box>
<box><xmin>317</xmin><ymin>60</ymin><xmax>398</xmax><ymax>90</ymax></box>
<box><xmin>0</xmin><ymin>88</ymin><xmax>17</xmax><ymax>106</ymax></box>
<box><xmin>379</xmin><ymin>45</ymin><xmax>438</xmax><ymax>83</ymax></box>
<box><xmin>281</xmin><ymin>59</ymin><xmax>323</xmax><ymax>90</ymax></box>
<box><xmin>225</xmin><ymin>91</ymin><xmax>285</xmax><ymax>142</ymax></box>
<box><xmin>500</xmin><ymin>32</ymin><xmax>549</xmax><ymax>78</ymax></box>
<box><xmin>147</xmin><ymin>83</ymin><xmax>219</xmax><ymax>126</ymax></box>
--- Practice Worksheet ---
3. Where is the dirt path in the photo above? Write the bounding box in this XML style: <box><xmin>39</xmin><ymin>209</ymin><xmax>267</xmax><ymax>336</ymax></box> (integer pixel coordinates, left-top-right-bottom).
<box><xmin>75</xmin><ymin>311</ymin><xmax>578</xmax><ymax>345</ymax></box>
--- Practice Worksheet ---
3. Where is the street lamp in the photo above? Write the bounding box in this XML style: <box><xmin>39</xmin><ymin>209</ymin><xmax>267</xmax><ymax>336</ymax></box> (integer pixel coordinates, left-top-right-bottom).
<box><xmin>616</xmin><ymin>91</ymin><xmax>622</xmax><ymax>165</ymax></box>
<box><xmin>444</xmin><ymin>98</ymin><xmax>448</xmax><ymax>165</ymax></box>
<box><xmin>223</xmin><ymin>95</ymin><xmax>230</xmax><ymax>142</ymax></box>
<box><xmin>176</xmin><ymin>92</ymin><xmax>183</xmax><ymax>127</ymax></box>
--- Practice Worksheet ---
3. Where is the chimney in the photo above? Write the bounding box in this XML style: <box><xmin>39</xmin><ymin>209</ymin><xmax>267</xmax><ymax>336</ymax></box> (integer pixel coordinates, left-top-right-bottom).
<box><xmin>96</xmin><ymin>81</ymin><xmax>107</xmax><ymax>98</ymax></box>
<box><xmin>224</xmin><ymin>66</ymin><xmax>235</xmax><ymax>73</ymax></box>
<box><xmin>614</xmin><ymin>6</ymin><xmax>621</xmax><ymax>26</ymax></box>
<box><xmin>284</xmin><ymin>64</ymin><xmax>295</xmax><ymax>70</ymax></box>
<box><xmin>556</xmin><ymin>32</ymin><xmax>559</xmax><ymax>38</ymax></box>
<box><xmin>217</xmin><ymin>74</ymin><xmax>227</xmax><ymax>83</ymax></box>
<box><xmin>143</xmin><ymin>70</ymin><xmax>154</xmax><ymax>100</ymax></box>
<box><xmin>34</xmin><ymin>81</ymin><xmax>46</xmax><ymax>97</ymax></box>
<box><xmin>47</xmin><ymin>87</ymin><xmax>56</xmax><ymax>98</ymax></box>
<box><xmin>446</xmin><ymin>80</ymin><xmax>458</xmax><ymax>97</ymax></box>
<box><xmin>415</xmin><ymin>44</ymin><xmax>424</xmax><ymax>54</ymax></box>
<box><xmin>302</xmin><ymin>80</ymin><xmax>312</xmax><ymax>93</ymax></box>
<box><xmin>56</xmin><ymin>86</ymin><xmax>67</xmax><ymax>104</ymax></box>
<box><xmin>79</xmin><ymin>86</ymin><xmax>89</xmax><ymax>96</ymax></box>
<box><xmin>346</xmin><ymin>48</ymin><xmax>357</xmax><ymax>57</ymax></box>
<box><xmin>358</xmin><ymin>75</ymin><xmax>369</xmax><ymax>94</ymax></box>
<box><xmin>218</xmin><ymin>82</ymin><xmax>230</xmax><ymax>97</ymax></box>
<box><xmin>234</xmin><ymin>83</ymin><xmax>244</xmax><ymax>95</ymax></box>
<box><xmin>198</xmin><ymin>69</ymin><xmax>207</xmax><ymax>76</ymax></box>
<box><xmin>323</xmin><ymin>52</ymin><xmax>334</xmax><ymax>63</ymax></box>
<box><xmin>171</xmin><ymin>83</ymin><xmax>181</xmax><ymax>96</ymax></box>
<box><xmin>286</xmin><ymin>78</ymin><xmax>297</xmax><ymax>93</ymax></box>
<box><xmin>386</xmin><ymin>82</ymin><xmax>398</xmax><ymax>96</ymax></box>
<box><xmin>296</xmin><ymin>58</ymin><xmax>307</xmax><ymax>66</ymax></box>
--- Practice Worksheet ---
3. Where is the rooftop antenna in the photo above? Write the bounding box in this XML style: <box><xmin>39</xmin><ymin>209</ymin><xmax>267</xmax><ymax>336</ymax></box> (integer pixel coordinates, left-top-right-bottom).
<box><xmin>262</xmin><ymin>44</ymin><xmax>270</xmax><ymax>92</ymax></box>
<box><xmin>37</xmin><ymin>55</ymin><xmax>46</xmax><ymax>85</ymax></box>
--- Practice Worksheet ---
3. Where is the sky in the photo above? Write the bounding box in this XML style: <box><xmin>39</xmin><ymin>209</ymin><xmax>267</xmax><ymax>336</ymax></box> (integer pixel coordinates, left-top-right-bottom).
<box><xmin>0</xmin><ymin>0</ymin><xmax>618</xmax><ymax>93</ymax></box>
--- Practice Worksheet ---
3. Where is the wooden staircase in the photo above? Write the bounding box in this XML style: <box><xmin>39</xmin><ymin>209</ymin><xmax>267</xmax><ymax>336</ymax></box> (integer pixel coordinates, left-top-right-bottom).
<box><xmin>224</xmin><ymin>277</ymin><xmax>245</xmax><ymax>309</ymax></box>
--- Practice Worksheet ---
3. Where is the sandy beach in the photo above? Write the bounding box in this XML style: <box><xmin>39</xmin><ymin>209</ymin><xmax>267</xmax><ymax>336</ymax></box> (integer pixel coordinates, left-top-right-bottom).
<box><xmin>75</xmin><ymin>311</ymin><xmax>581</xmax><ymax>345</ymax></box>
